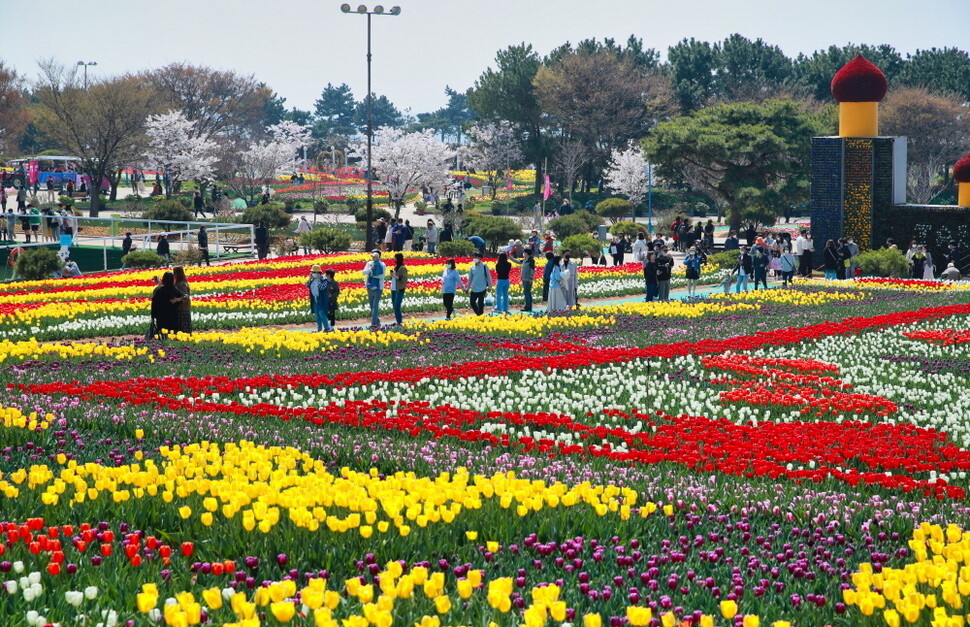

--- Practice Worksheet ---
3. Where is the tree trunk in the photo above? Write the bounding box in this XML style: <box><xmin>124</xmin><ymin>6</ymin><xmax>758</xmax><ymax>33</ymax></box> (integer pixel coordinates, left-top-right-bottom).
<box><xmin>109</xmin><ymin>170</ymin><xmax>122</xmax><ymax>201</ymax></box>
<box><xmin>89</xmin><ymin>181</ymin><xmax>102</xmax><ymax>218</ymax></box>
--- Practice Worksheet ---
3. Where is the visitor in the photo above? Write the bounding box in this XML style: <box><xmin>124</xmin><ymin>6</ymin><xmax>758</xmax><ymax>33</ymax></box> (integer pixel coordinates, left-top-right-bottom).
<box><xmin>7</xmin><ymin>244</ymin><xmax>24</xmax><ymax>279</ymax></box>
<box><xmin>643</xmin><ymin>251</ymin><xmax>658</xmax><ymax>302</ymax></box>
<box><xmin>391</xmin><ymin>219</ymin><xmax>406</xmax><ymax>252</ymax></box>
<box><xmin>439</xmin><ymin>222</ymin><xmax>453</xmax><ymax>244</ymax></box>
<box><xmin>797</xmin><ymin>230</ymin><xmax>814</xmax><ymax>277</ymax></box>
<box><xmin>326</xmin><ymin>268</ymin><xmax>340</xmax><ymax>328</ymax></box>
<box><xmin>494</xmin><ymin>252</ymin><xmax>512</xmax><ymax>314</ymax></box>
<box><xmin>780</xmin><ymin>246</ymin><xmax>797</xmax><ymax>287</ymax></box>
<box><xmin>390</xmin><ymin>253</ymin><xmax>408</xmax><ymax>325</ymax></box>
<box><xmin>306</xmin><ymin>264</ymin><xmax>332</xmax><ymax>332</ymax></box>
<box><xmin>941</xmin><ymin>262</ymin><xmax>962</xmax><ymax>281</ymax></box>
<box><xmin>441</xmin><ymin>258</ymin><xmax>465</xmax><ymax>320</ymax></box>
<box><xmin>752</xmin><ymin>246</ymin><xmax>769</xmax><ymax>290</ymax></box>
<box><xmin>655</xmin><ymin>246</ymin><xmax>673</xmax><ymax>301</ymax></box>
<box><xmin>734</xmin><ymin>246</ymin><xmax>752</xmax><ymax>293</ymax></box>
<box><xmin>403</xmin><ymin>220</ymin><xmax>414</xmax><ymax>251</ymax></box>
<box><xmin>193</xmin><ymin>191</ymin><xmax>207</xmax><ymax>218</ymax></box>
<box><xmin>173</xmin><ymin>266</ymin><xmax>192</xmax><ymax>333</ymax></box>
<box><xmin>382</xmin><ymin>220</ymin><xmax>394</xmax><ymax>251</ymax></box>
<box><xmin>611</xmin><ymin>234</ymin><xmax>627</xmax><ymax>266</ymax></box>
<box><xmin>684</xmin><ymin>247</ymin><xmax>702</xmax><ymax>297</ymax></box>
<box><xmin>921</xmin><ymin>245</ymin><xmax>935</xmax><ymax>280</ymax></box>
<box><xmin>946</xmin><ymin>241</ymin><xmax>961</xmax><ymax>271</ymax></box>
<box><xmin>562</xmin><ymin>252</ymin><xmax>579</xmax><ymax>307</ymax></box>
<box><xmin>296</xmin><ymin>216</ymin><xmax>311</xmax><ymax>254</ymax></box>
<box><xmin>632</xmin><ymin>232</ymin><xmax>648</xmax><ymax>263</ymax></box>
<box><xmin>198</xmin><ymin>226</ymin><xmax>210</xmax><ymax>266</ymax></box>
<box><xmin>910</xmin><ymin>245</ymin><xmax>928</xmax><ymax>280</ymax></box>
<box><xmin>122</xmin><ymin>232</ymin><xmax>133</xmax><ymax>256</ymax></box>
<box><xmin>837</xmin><ymin>238</ymin><xmax>852</xmax><ymax>280</ymax></box>
<box><xmin>156</xmin><ymin>233</ymin><xmax>170</xmax><ymax>260</ymax></box>
<box><xmin>724</xmin><ymin>230</ymin><xmax>739</xmax><ymax>251</ymax></box>
<box><xmin>547</xmin><ymin>256</ymin><xmax>569</xmax><ymax>313</ymax></box>
<box><xmin>254</xmin><ymin>221</ymin><xmax>269</xmax><ymax>260</ymax></box>
<box><xmin>466</xmin><ymin>253</ymin><xmax>492</xmax><ymax>316</ymax></box>
<box><xmin>375</xmin><ymin>218</ymin><xmax>388</xmax><ymax>252</ymax></box>
<box><xmin>526</xmin><ymin>230</ymin><xmax>541</xmax><ymax>256</ymax></box>
<box><xmin>542</xmin><ymin>232</ymin><xmax>555</xmax><ymax>255</ymax></box>
<box><xmin>466</xmin><ymin>235</ymin><xmax>486</xmax><ymax>256</ymax></box>
<box><xmin>821</xmin><ymin>239</ymin><xmax>840</xmax><ymax>280</ymax></box>
<box><xmin>363</xmin><ymin>251</ymin><xmax>386</xmax><ymax>329</ymax></box>
<box><xmin>150</xmin><ymin>271</ymin><xmax>184</xmax><ymax>336</ymax></box>
<box><xmin>425</xmin><ymin>220</ymin><xmax>438</xmax><ymax>256</ymax></box>
<box><xmin>541</xmin><ymin>252</ymin><xmax>554</xmax><ymax>303</ymax></box>
<box><xmin>511</xmin><ymin>249</ymin><xmax>535</xmax><ymax>312</ymax></box>
<box><xmin>29</xmin><ymin>205</ymin><xmax>40</xmax><ymax>242</ymax></box>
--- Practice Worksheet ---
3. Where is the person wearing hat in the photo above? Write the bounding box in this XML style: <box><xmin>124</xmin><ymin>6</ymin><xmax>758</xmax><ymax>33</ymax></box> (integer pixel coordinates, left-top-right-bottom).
<box><xmin>362</xmin><ymin>251</ymin><xmax>386</xmax><ymax>328</ymax></box>
<box><xmin>306</xmin><ymin>264</ymin><xmax>332</xmax><ymax>332</ymax></box>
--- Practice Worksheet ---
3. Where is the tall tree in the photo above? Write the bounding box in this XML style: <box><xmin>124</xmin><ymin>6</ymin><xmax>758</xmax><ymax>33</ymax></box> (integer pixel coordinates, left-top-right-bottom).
<box><xmin>0</xmin><ymin>61</ymin><xmax>30</xmax><ymax>156</ymax></box>
<box><xmin>881</xmin><ymin>87</ymin><xmax>970</xmax><ymax>204</ymax></box>
<box><xmin>225</xmin><ymin>121</ymin><xmax>311</xmax><ymax>205</ymax></box>
<box><xmin>665</xmin><ymin>38</ymin><xmax>718</xmax><ymax>112</ymax></box>
<box><xmin>32</xmin><ymin>62</ymin><xmax>155</xmax><ymax>217</ymax></box>
<box><xmin>144</xmin><ymin>110</ymin><xmax>219</xmax><ymax>197</ymax></box>
<box><xmin>554</xmin><ymin>140</ymin><xmax>588</xmax><ymax>203</ymax></box>
<box><xmin>897</xmin><ymin>47</ymin><xmax>970</xmax><ymax>101</ymax></box>
<box><xmin>354</xmin><ymin>93</ymin><xmax>403</xmax><ymax>132</ymax></box>
<box><xmin>644</xmin><ymin>100</ymin><xmax>823</xmax><ymax>231</ymax></box>
<box><xmin>793</xmin><ymin>44</ymin><xmax>904</xmax><ymax>102</ymax></box>
<box><xmin>715</xmin><ymin>34</ymin><xmax>795</xmax><ymax>102</ymax></box>
<box><xmin>603</xmin><ymin>143</ymin><xmax>648</xmax><ymax>209</ymax></box>
<box><xmin>143</xmin><ymin>63</ymin><xmax>273</xmax><ymax>140</ymax></box>
<box><xmin>461</xmin><ymin>121</ymin><xmax>523</xmax><ymax>198</ymax></box>
<box><xmin>468</xmin><ymin>44</ymin><xmax>546</xmax><ymax>194</ymax></box>
<box><xmin>313</xmin><ymin>83</ymin><xmax>357</xmax><ymax>142</ymax></box>
<box><xmin>534</xmin><ymin>50</ymin><xmax>677</xmax><ymax>175</ymax></box>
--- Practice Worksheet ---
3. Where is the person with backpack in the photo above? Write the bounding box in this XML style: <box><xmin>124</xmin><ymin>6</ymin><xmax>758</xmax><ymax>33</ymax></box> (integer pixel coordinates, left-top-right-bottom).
<box><xmin>684</xmin><ymin>247</ymin><xmax>702</xmax><ymax>297</ymax></box>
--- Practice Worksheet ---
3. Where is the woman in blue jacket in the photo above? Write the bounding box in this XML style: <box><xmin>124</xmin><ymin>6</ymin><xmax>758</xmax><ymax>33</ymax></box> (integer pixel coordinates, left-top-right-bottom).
<box><xmin>306</xmin><ymin>264</ymin><xmax>332</xmax><ymax>332</ymax></box>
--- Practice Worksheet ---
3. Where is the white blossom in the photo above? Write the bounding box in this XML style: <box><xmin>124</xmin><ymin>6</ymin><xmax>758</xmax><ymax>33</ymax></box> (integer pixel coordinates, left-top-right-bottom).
<box><xmin>603</xmin><ymin>143</ymin><xmax>649</xmax><ymax>206</ymax></box>
<box><xmin>144</xmin><ymin>110</ymin><xmax>219</xmax><ymax>187</ymax></box>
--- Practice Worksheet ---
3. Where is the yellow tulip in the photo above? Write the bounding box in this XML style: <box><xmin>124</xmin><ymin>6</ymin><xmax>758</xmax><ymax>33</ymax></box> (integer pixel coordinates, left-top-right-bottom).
<box><xmin>270</xmin><ymin>601</ymin><xmax>296</xmax><ymax>622</ymax></box>
<box><xmin>720</xmin><ymin>599</ymin><xmax>738</xmax><ymax>619</ymax></box>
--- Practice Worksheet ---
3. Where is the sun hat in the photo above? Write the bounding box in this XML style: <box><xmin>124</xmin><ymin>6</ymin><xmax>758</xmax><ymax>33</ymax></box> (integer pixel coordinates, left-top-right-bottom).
<box><xmin>311</xmin><ymin>264</ymin><xmax>322</xmax><ymax>273</ymax></box>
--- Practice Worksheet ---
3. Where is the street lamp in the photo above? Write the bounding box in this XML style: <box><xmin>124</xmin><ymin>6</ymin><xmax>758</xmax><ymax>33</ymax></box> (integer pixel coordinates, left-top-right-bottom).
<box><xmin>340</xmin><ymin>3</ymin><xmax>401</xmax><ymax>252</ymax></box>
<box><xmin>76</xmin><ymin>61</ymin><xmax>97</xmax><ymax>88</ymax></box>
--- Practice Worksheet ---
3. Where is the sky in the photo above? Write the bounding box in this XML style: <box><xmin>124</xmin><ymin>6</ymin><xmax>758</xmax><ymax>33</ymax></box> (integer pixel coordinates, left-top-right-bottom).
<box><xmin>5</xmin><ymin>0</ymin><xmax>969</xmax><ymax>116</ymax></box>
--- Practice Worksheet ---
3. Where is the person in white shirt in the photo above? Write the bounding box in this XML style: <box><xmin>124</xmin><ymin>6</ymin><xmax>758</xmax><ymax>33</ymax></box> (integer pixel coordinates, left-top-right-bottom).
<box><xmin>631</xmin><ymin>232</ymin><xmax>649</xmax><ymax>262</ymax></box>
<box><xmin>424</xmin><ymin>220</ymin><xmax>438</xmax><ymax>255</ymax></box>
<box><xmin>295</xmin><ymin>216</ymin><xmax>312</xmax><ymax>254</ymax></box>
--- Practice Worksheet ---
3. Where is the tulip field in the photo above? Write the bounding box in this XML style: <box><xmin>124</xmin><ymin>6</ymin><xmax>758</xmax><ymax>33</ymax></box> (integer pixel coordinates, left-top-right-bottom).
<box><xmin>3</xmin><ymin>254</ymin><xmax>970</xmax><ymax>627</ymax></box>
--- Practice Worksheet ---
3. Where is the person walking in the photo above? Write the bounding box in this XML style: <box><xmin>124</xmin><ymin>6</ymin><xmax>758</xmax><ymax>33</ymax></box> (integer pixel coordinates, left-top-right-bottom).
<box><xmin>643</xmin><ymin>251</ymin><xmax>659</xmax><ymax>302</ymax></box>
<box><xmin>734</xmin><ymin>246</ymin><xmax>753</xmax><ymax>292</ymax></box>
<box><xmin>254</xmin><ymin>222</ymin><xmax>269</xmax><ymax>260</ymax></box>
<box><xmin>466</xmin><ymin>253</ymin><xmax>492</xmax><ymax>316</ymax></box>
<box><xmin>822</xmin><ymin>239</ymin><xmax>841</xmax><ymax>280</ymax></box>
<box><xmin>150</xmin><ymin>271</ymin><xmax>184</xmax><ymax>336</ymax></box>
<box><xmin>837</xmin><ymin>238</ymin><xmax>852</xmax><ymax>280</ymax></box>
<box><xmin>173</xmin><ymin>266</ymin><xmax>193</xmax><ymax>333</ymax></box>
<box><xmin>197</xmin><ymin>226</ymin><xmax>210</xmax><ymax>266</ymax></box>
<box><xmin>375</xmin><ymin>218</ymin><xmax>388</xmax><ymax>252</ymax></box>
<box><xmin>193</xmin><ymin>191</ymin><xmax>207</xmax><ymax>219</ymax></box>
<box><xmin>390</xmin><ymin>253</ymin><xmax>408</xmax><ymax>325</ymax></box>
<box><xmin>547</xmin><ymin>256</ymin><xmax>569</xmax><ymax>313</ymax></box>
<box><xmin>494</xmin><ymin>252</ymin><xmax>512</xmax><ymax>313</ymax></box>
<box><xmin>441</xmin><ymin>258</ymin><xmax>465</xmax><ymax>320</ymax></box>
<box><xmin>391</xmin><ymin>219</ymin><xmax>406</xmax><ymax>252</ymax></box>
<box><xmin>684</xmin><ymin>247</ymin><xmax>702</xmax><ymax>297</ymax></box>
<box><xmin>425</xmin><ymin>220</ymin><xmax>438</xmax><ymax>256</ymax></box>
<box><xmin>156</xmin><ymin>233</ymin><xmax>171</xmax><ymax>261</ymax></box>
<box><xmin>752</xmin><ymin>246</ymin><xmax>769</xmax><ymax>290</ymax></box>
<box><xmin>325</xmin><ymin>268</ymin><xmax>340</xmax><ymax>328</ymax></box>
<box><xmin>296</xmin><ymin>216</ymin><xmax>312</xmax><ymax>254</ymax></box>
<box><xmin>779</xmin><ymin>246</ymin><xmax>797</xmax><ymax>287</ymax></box>
<box><xmin>306</xmin><ymin>264</ymin><xmax>332</xmax><ymax>332</ymax></box>
<box><xmin>362</xmin><ymin>251</ymin><xmax>386</xmax><ymax>329</ymax></box>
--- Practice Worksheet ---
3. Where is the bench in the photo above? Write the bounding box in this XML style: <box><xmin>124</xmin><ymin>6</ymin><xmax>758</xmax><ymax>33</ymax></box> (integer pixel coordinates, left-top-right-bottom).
<box><xmin>222</xmin><ymin>238</ymin><xmax>254</xmax><ymax>255</ymax></box>
<box><xmin>72</xmin><ymin>192</ymin><xmax>90</xmax><ymax>202</ymax></box>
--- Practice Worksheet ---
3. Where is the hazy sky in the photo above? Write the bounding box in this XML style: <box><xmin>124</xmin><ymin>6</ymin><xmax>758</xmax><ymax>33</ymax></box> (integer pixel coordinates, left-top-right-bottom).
<box><xmin>5</xmin><ymin>0</ymin><xmax>969</xmax><ymax>115</ymax></box>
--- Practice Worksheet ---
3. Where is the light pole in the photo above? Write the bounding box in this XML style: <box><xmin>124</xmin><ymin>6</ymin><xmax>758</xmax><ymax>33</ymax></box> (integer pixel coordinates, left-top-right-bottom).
<box><xmin>341</xmin><ymin>3</ymin><xmax>401</xmax><ymax>252</ymax></box>
<box><xmin>76</xmin><ymin>61</ymin><xmax>97</xmax><ymax>88</ymax></box>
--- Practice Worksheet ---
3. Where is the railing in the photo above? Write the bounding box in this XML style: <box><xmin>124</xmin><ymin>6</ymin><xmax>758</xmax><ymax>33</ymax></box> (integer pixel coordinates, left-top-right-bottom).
<box><xmin>1</xmin><ymin>214</ymin><xmax>253</xmax><ymax>280</ymax></box>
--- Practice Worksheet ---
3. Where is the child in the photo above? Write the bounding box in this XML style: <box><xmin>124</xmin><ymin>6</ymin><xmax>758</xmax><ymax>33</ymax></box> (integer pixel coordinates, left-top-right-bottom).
<box><xmin>720</xmin><ymin>270</ymin><xmax>734</xmax><ymax>295</ymax></box>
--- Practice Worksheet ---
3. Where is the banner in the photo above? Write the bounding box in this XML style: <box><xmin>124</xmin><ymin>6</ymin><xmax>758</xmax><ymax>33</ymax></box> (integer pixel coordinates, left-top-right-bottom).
<box><xmin>28</xmin><ymin>161</ymin><xmax>39</xmax><ymax>186</ymax></box>
<box><xmin>543</xmin><ymin>174</ymin><xmax>552</xmax><ymax>201</ymax></box>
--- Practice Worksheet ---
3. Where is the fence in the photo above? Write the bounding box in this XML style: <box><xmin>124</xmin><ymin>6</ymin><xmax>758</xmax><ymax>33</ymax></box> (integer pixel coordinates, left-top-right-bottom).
<box><xmin>0</xmin><ymin>214</ymin><xmax>253</xmax><ymax>281</ymax></box>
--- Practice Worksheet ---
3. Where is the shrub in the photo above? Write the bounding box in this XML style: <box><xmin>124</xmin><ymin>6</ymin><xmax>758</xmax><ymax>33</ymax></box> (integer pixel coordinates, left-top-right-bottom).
<box><xmin>15</xmin><ymin>247</ymin><xmax>63</xmax><ymax>280</ymax></box>
<box><xmin>596</xmin><ymin>198</ymin><xmax>634</xmax><ymax>223</ymax></box>
<box><xmin>546</xmin><ymin>215</ymin><xmax>589</xmax><ymax>239</ymax></box>
<box><xmin>122</xmin><ymin>251</ymin><xmax>167</xmax><ymax>269</ymax></box>
<box><xmin>609</xmin><ymin>221</ymin><xmax>648</xmax><ymax>239</ymax></box>
<box><xmin>125</xmin><ymin>194</ymin><xmax>143</xmax><ymax>203</ymax></box>
<box><xmin>300</xmin><ymin>229</ymin><xmax>352</xmax><ymax>254</ymax></box>
<box><xmin>58</xmin><ymin>195</ymin><xmax>75</xmax><ymax>208</ymax></box>
<box><xmin>437</xmin><ymin>240</ymin><xmax>476</xmax><ymax>258</ymax></box>
<box><xmin>354</xmin><ymin>207</ymin><xmax>393</xmax><ymax>224</ymax></box>
<box><xmin>703</xmin><ymin>250</ymin><xmax>743</xmax><ymax>270</ymax></box>
<box><xmin>143</xmin><ymin>200</ymin><xmax>193</xmax><ymax>223</ymax></box>
<box><xmin>856</xmin><ymin>248</ymin><xmax>910</xmax><ymax>278</ymax></box>
<box><xmin>327</xmin><ymin>203</ymin><xmax>349</xmax><ymax>215</ymax></box>
<box><xmin>561</xmin><ymin>234</ymin><xmax>602</xmax><ymax>260</ymax></box>
<box><xmin>313</xmin><ymin>200</ymin><xmax>329</xmax><ymax>214</ymax></box>
<box><xmin>171</xmin><ymin>245</ymin><xmax>203</xmax><ymax>267</ymax></box>
<box><xmin>240</xmin><ymin>204</ymin><xmax>291</xmax><ymax>228</ymax></box>
<box><xmin>464</xmin><ymin>215</ymin><xmax>522</xmax><ymax>252</ymax></box>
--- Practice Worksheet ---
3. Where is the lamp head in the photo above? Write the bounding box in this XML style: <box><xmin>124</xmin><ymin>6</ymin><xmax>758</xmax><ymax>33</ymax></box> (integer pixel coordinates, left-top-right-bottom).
<box><xmin>389</xmin><ymin>5</ymin><xmax>400</xmax><ymax>14</ymax></box>
<box><xmin>340</xmin><ymin>3</ymin><xmax>351</xmax><ymax>11</ymax></box>
<box><xmin>373</xmin><ymin>5</ymin><xmax>384</xmax><ymax>13</ymax></box>
<box><xmin>357</xmin><ymin>4</ymin><xmax>367</xmax><ymax>13</ymax></box>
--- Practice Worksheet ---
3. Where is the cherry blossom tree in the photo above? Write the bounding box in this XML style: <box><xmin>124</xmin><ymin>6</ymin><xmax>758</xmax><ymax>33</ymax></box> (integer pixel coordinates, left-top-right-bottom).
<box><xmin>352</xmin><ymin>127</ymin><xmax>454</xmax><ymax>218</ymax></box>
<box><xmin>144</xmin><ymin>110</ymin><xmax>219</xmax><ymax>197</ymax></box>
<box><xmin>603</xmin><ymin>143</ymin><xmax>648</xmax><ymax>207</ymax></box>
<box><xmin>228</xmin><ymin>121</ymin><xmax>311</xmax><ymax>204</ymax></box>
<box><xmin>461</xmin><ymin>121</ymin><xmax>523</xmax><ymax>198</ymax></box>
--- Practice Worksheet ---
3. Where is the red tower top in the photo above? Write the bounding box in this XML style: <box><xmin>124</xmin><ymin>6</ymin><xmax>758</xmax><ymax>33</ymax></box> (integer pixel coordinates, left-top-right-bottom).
<box><xmin>954</xmin><ymin>154</ymin><xmax>970</xmax><ymax>183</ymax></box>
<box><xmin>831</xmin><ymin>54</ymin><xmax>888</xmax><ymax>102</ymax></box>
